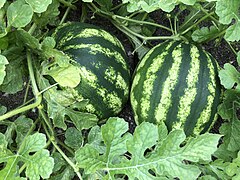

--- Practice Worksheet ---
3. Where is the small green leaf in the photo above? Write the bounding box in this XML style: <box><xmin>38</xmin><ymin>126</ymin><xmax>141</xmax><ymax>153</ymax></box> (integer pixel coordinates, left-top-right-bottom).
<box><xmin>14</xmin><ymin>116</ymin><xmax>33</xmax><ymax>145</ymax></box>
<box><xmin>50</xmin><ymin>152</ymin><xmax>75</xmax><ymax>180</ymax></box>
<box><xmin>25</xmin><ymin>0</ymin><xmax>52</xmax><ymax>13</ymax></box>
<box><xmin>0</xmin><ymin>36</ymin><xmax>9</xmax><ymax>50</ymax></box>
<box><xmin>41</xmin><ymin>37</ymin><xmax>56</xmax><ymax>49</ymax></box>
<box><xmin>192</xmin><ymin>26</ymin><xmax>220</xmax><ymax>43</ymax></box>
<box><xmin>25</xmin><ymin>149</ymin><xmax>54</xmax><ymax>180</ymax></box>
<box><xmin>0</xmin><ymin>54</ymin><xmax>8</xmax><ymax>85</ymax></box>
<box><xmin>16</xmin><ymin>29</ymin><xmax>41</xmax><ymax>50</ymax></box>
<box><xmin>7</xmin><ymin>0</ymin><xmax>33</xmax><ymax>28</ymax></box>
<box><xmin>0</xmin><ymin>133</ymin><xmax>54</xmax><ymax>180</ymax></box>
<box><xmin>33</xmin><ymin>0</ymin><xmax>60</xmax><ymax>27</ymax></box>
<box><xmin>219</xmin><ymin>63</ymin><xmax>240</xmax><ymax>89</ymax></box>
<box><xmin>64</xmin><ymin>127</ymin><xmax>83</xmax><ymax>150</ymax></box>
<box><xmin>0</xmin><ymin>105</ymin><xmax>7</xmax><ymax>115</ymax></box>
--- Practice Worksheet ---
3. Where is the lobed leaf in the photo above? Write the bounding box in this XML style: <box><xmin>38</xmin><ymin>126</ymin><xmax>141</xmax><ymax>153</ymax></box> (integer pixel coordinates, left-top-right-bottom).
<box><xmin>76</xmin><ymin>118</ymin><xmax>221</xmax><ymax>179</ymax></box>
<box><xmin>39</xmin><ymin>78</ymin><xmax>98</xmax><ymax>130</ymax></box>
<box><xmin>215</xmin><ymin>0</ymin><xmax>240</xmax><ymax>42</ymax></box>
<box><xmin>219</xmin><ymin>63</ymin><xmax>240</xmax><ymax>90</ymax></box>
<box><xmin>0</xmin><ymin>133</ymin><xmax>54</xmax><ymax>180</ymax></box>
<box><xmin>192</xmin><ymin>26</ymin><xmax>221</xmax><ymax>43</ymax></box>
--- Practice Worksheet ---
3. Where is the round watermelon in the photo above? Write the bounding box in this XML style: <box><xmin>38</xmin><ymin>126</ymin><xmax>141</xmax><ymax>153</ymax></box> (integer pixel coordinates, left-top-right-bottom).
<box><xmin>130</xmin><ymin>41</ymin><xmax>221</xmax><ymax>136</ymax></box>
<box><xmin>53</xmin><ymin>22</ymin><xmax>131</xmax><ymax>119</ymax></box>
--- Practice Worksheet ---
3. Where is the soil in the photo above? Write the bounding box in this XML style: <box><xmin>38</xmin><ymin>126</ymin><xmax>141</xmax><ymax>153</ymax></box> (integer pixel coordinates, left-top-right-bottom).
<box><xmin>0</xmin><ymin>2</ymin><xmax>239</xmax><ymax>135</ymax></box>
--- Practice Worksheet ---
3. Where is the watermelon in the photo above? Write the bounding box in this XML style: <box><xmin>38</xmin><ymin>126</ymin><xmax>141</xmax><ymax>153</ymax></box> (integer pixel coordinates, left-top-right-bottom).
<box><xmin>53</xmin><ymin>22</ymin><xmax>130</xmax><ymax>119</ymax></box>
<box><xmin>130</xmin><ymin>41</ymin><xmax>221</xmax><ymax>136</ymax></box>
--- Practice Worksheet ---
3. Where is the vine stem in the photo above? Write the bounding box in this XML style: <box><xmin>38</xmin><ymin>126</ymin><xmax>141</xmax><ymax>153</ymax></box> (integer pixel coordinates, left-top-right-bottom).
<box><xmin>59</xmin><ymin>0</ymin><xmax>75</xmax><ymax>25</ymax></box>
<box><xmin>40</xmin><ymin>112</ymin><xmax>83</xmax><ymax>180</ymax></box>
<box><xmin>89</xmin><ymin>3</ymin><xmax>173</xmax><ymax>33</ymax></box>
<box><xmin>0</xmin><ymin>52</ymin><xmax>42</xmax><ymax>121</ymax></box>
<box><xmin>180</xmin><ymin>11</ymin><xmax>215</xmax><ymax>35</ymax></box>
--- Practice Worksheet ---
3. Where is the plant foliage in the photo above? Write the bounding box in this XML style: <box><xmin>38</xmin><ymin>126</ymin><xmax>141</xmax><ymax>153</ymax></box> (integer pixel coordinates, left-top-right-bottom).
<box><xmin>0</xmin><ymin>0</ymin><xmax>239</xmax><ymax>179</ymax></box>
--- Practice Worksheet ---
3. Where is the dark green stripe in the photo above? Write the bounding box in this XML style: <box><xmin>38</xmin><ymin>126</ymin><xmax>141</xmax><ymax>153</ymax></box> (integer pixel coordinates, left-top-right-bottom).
<box><xmin>165</xmin><ymin>43</ymin><xmax>192</xmax><ymax>130</ymax></box>
<box><xmin>135</xmin><ymin>41</ymin><xmax>181</xmax><ymax>124</ymax></box>
<box><xmin>183</xmin><ymin>46</ymin><xmax>210</xmax><ymax>136</ymax></box>
<box><xmin>76</xmin><ymin>80</ymin><xmax>114</xmax><ymax>119</ymax></box>
<box><xmin>57</xmin><ymin>36</ymin><xmax>127</xmax><ymax>62</ymax></box>
<box><xmin>200</xmin><ymin>54</ymin><xmax>221</xmax><ymax>134</ymax></box>
<box><xmin>64</xmin><ymin>47</ymin><xmax>130</xmax><ymax>86</ymax></box>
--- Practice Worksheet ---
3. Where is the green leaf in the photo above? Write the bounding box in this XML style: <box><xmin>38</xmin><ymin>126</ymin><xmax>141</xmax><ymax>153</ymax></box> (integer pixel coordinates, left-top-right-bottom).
<box><xmin>192</xmin><ymin>26</ymin><xmax>221</xmax><ymax>43</ymax></box>
<box><xmin>14</xmin><ymin>116</ymin><xmax>33</xmax><ymax>145</ymax></box>
<box><xmin>76</xmin><ymin>118</ymin><xmax>221</xmax><ymax>179</ymax></box>
<box><xmin>25</xmin><ymin>149</ymin><xmax>54</xmax><ymax>180</ymax></box>
<box><xmin>0</xmin><ymin>105</ymin><xmax>7</xmax><ymax>115</ymax></box>
<box><xmin>45</xmin><ymin>65</ymin><xmax>81</xmax><ymax>88</ymax></box>
<box><xmin>88</xmin><ymin>126</ymin><xmax>105</xmax><ymax>154</ymax></box>
<box><xmin>215</xmin><ymin>0</ymin><xmax>240</xmax><ymax>42</ymax></box>
<box><xmin>215</xmin><ymin>0</ymin><xmax>240</xmax><ymax>25</ymax></box>
<box><xmin>220</xmin><ymin>120</ymin><xmax>240</xmax><ymax>152</ymax></box>
<box><xmin>218</xmin><ymin>90</ymin><xmax>240</xmax><ymax>120</ymax></box>
<box><xmin>123</xmin><ymin>0</ymin><xmax>197</xmax><ymax>13</ymax></box>
<box><xmin>224</xmin><ymin>21</ymin><xmax>240</xmax><ymax>42</ymax></box>
<box><xmin>41</xmin><ymin>37</ymin><xmax>56</xmax><ymax>49</ymax></box>
<box><xmin>16</xmin><ymin>29</ymin><xmax>41</xmax><ymax>50</ymax></box>
<box><xmin>39</xmin><ymin>78</ymin><xmax>98</xmax><ymax>130</ymax></box>
<box><xmin>33</xmin><ymin>0</ymin><xmax>60</xmax><ymax>27</ymax></box>
<box><xmin>25</xmin><ymin>0</ymin><xmax>52</xmax><ymax>13</ymax></box>
<box><xmin>64</xmin><ymin>127</ymin><xmax>83</xmax><ymax>150</ymax></box>
<box><xmin>0</xmin><ymin>46</ymin><xmax>26</xmax><ymax>94</ymax></box>
<box><xmin>0</xmin><ymin>133</ymin><xmax>54</xmax><ymax>180</ymax></box>
<box><xmin>0</xmin><ymin>0</ymin><xmax>6</xmax><ymax>9</ymax></box>
<box><xmin>219</xmin><ymin>63</ymin><xmax>240</xmax><ymax>90</ymax></box>
<box><xmin>41</xmin><ymin>49</ymin><xmax>81</xmax><ymax>88</ymax></box>
<box><xmin>0</xmin><ymin>54</ymin><xmax>8</xmax><ymax>85</ymax></box>
<box><xmin>0</xmin><ymin>36</ymin><xmax>9</xmax><ymax>50</ymax></box>
<box><xmin>7</xmin><ymin>0</ymin><xmax>33</xmax><ymax>28</ymax></box>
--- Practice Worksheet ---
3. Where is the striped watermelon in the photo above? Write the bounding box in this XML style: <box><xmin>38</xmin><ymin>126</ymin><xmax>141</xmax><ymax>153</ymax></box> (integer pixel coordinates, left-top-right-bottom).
<box><xmin>130</xmin><ymin>41</ymin><xmax>221</xmax><ymax>136</ymax></box>
<box><xmin>53</xmin><ymin>22</ymin><xmax>130</xmax><ymax>119</ymax></box>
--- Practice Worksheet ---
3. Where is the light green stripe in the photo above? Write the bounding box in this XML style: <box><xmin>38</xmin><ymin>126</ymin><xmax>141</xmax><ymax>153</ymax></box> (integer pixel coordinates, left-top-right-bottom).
<box><xmin>193</xmin><ymin>53</ymin><xmax>216</xmax><ymax>135</ymax></box>
<box><xmin>63</xmin><ymin>44</ymin><xmax>128</xmax><ymax>71</ymax></box>
<box><xmin>154</xmin><ymin>45</ymin><xmax>183</xmax><ymax>123</ymax></box>
<box><xmin>104</xmin><ymin>67</ymin><xmax>128</xmax><ymax>96</ymax></box>
<box><xmin>173</xmin><ymin>45</ymin><xmax>200</xmax><ymax>129</ymax></box>
<box><xmin>79</xmin><ymin>66</ymin><xmax>122</xmax><ymax>113</ymax></box>
<box><xmin>140</xmin><ymin>52</ymin><xmax>168</xmax><ymax>119</ymax></box>
<box><xmin>58</xmin><ymin>28</ymin><xmax>124</xmax><ymax>50</ymax></box>
<box><xmin>130</xmin><ymin>73</ymin><xmax>141</xmax><ymax>123</ymax></box>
